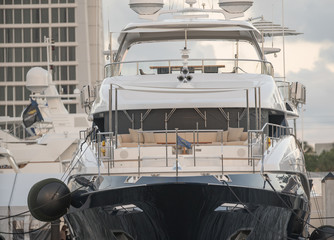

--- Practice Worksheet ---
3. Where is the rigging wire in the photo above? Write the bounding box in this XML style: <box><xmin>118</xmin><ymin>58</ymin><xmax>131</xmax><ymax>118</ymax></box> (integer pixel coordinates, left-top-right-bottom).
<box><xmin>307</xmin><ymin>171</ymin><xmax>324</xmax><ymax>226</ymax></box>
<box><xmin>56</xmin><ymin>127</ymin><xmax>96</xmax><ymax>184</ymax></box>
<box><xmin>222</xmin><ymin>180</ymin><xmax>296</xmax><ymax>240</ymax></box>
<box><xmin>265</xmin><ymin>178</ymin><xmax>334</xmax><ymax>239</ymax></box>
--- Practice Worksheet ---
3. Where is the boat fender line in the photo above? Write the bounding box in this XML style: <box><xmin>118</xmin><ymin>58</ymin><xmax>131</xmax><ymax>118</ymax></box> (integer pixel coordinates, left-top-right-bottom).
<box><xmin>310</xmin><ymin>225</ymin><xmax>334</xmax><ymax>240</ymax></box>
<box><xmin>27</xmin><ymin>178</ymin><xmax>71</xmax><ymax>222</ymax></box>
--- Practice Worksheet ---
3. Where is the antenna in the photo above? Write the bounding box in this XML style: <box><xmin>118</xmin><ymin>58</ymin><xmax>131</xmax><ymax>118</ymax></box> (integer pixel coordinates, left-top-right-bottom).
<box><xmin>282</xmin><ymin>0</ymin><xmax>286</xmax><ymax>82</ymax></box>
<box><xmin>177</xmin><ymin>29</ymin><xmax>192</xmax><ymax>83</ymax></box>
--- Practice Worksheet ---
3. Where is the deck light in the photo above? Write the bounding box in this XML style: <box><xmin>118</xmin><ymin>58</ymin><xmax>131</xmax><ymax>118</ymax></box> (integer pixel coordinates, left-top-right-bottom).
<box><xmin>218</xmin><ymin>0</ymin><xmax>253</xmax><ymax>14</ymax></box>
<box><xmin>129</xmin><ymin>0</ymin><xmax>164</xmax><ymax>15</ymax></box>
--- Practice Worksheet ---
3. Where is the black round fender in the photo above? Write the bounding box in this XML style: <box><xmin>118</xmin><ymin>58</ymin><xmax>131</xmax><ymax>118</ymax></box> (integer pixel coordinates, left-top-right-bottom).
<box><xmin>27</xmin><ymin>178</ymin><xmax>71</xmax><ymax>222</ymax></box>
<box><xmin>310</xmin><ymin>225</ymin><xmax>334</xmax><ymax>240</ymax></box>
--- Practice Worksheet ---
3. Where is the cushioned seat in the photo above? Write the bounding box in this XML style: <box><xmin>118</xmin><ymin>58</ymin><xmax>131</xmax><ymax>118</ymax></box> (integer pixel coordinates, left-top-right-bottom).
<box><xmin>117</xmin><ymin>129</ymin><xmax>248</xmax><ymax>147</ymax></box>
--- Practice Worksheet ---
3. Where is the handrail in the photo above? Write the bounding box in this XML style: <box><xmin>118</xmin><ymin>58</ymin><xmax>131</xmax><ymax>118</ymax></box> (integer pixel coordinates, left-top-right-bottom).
<box><xmin>105</xmin><ymin>58</ymin><xmax>273</xmax><ymax>66</ymax></box>
<box><xmin>104</xmin><ymin>58</ymin><xmax>274</xmax><ymax>78</ymax></box>
<box><xmin>248</xmin><ymin>123</ymin><xmax>293</xmax><ymax>174</ymax></box>
<box><xmin>96</xmin><ymin>131</ymin><xmax>114</xmax><ymax>176</ymax></box>
<box><xmin>92</xmin><ymin>124</ymin><xmax>293</xmax><ymax>177</ymax></box>
<box><xmin>136</xmin><ymin>129</ymin><xmax>225</xmax><ymax>176</ymax></box>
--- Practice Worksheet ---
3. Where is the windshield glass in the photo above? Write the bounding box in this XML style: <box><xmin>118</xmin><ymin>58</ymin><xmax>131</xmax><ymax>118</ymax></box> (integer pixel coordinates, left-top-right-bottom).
<box><xmin>105</xmin><ymin>38</ymin><xmax>272</xmax><ymax>77</ymax></box>
<box><xmin>123</xmin><ymin>40</ymin><xmax>260</xmax><ymax>61</ymax></box>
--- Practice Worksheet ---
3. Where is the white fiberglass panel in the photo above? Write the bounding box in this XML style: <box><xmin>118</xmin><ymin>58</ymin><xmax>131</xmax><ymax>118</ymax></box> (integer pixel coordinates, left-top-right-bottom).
<box><xmin>264</xmin><ymin>136</ymin><xmax>305</xmax><ymax>174</ymax></box>
<box><xmin>91</xmin><ymin>73</ymin><xmax>285</xmax><ymax>114</ymax></box>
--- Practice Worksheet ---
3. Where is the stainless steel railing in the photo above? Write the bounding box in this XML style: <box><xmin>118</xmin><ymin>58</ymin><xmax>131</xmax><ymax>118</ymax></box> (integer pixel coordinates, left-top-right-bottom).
<box><xmin>135</xmin><ymin>129</ymin><xmax>225</xmax><ymax>177</ymax></box>
<box><xmin>248</xmin><ymin>123</ymin><xmax>293</xmax><ymax>174</ymax></box>
<box><xmin>87</xmin><ymin>123</ymin><xmax>293</xmax><ymax>177</ymax></box>
<box><xmin>104</xmin><ymin>58</ymin><xmax>274</xmax><ymax>78</ymax></box>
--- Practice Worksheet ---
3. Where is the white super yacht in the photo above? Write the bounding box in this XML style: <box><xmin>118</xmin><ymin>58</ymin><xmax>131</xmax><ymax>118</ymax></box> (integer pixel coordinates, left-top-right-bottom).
<box><xmin>0</xmin><ymin>66</ymin><xmax>91</xmax><ymax>174</ymax></box>
<box><xmin>27</xmin><ymin>1</ymin><xmax>319</xmax><ymax>239</ymax></box>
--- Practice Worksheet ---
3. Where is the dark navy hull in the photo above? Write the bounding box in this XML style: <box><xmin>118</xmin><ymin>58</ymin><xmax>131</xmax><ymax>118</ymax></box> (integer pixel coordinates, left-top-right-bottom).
<box><xmin>65</xmin><ymin>175</ymin><xmax>309</xmax><ymax>240</ymax></box>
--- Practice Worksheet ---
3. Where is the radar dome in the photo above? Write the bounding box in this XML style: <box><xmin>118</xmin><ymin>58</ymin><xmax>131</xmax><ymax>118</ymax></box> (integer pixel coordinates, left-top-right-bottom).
<box><xmin>26</xmin><ymin>67</ymin><xmax>51</xmax><ymax>93</ymax></box>
<box><xmin>129</xmin><ymin>0</ymin><xmax>164</xmax><ymax>15</ymax></box>
<box><xmin>218</xmin><ymin>0</ymin><xmax>253</xmax><ymax>14</ymax></box>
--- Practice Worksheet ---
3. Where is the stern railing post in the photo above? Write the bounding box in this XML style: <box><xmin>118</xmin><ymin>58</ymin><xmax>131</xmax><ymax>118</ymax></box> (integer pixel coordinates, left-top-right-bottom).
<box><xmin>175</xmin><ymin>128</ymin><xmax>179</xmax><ymax>177</ymax></box>
<box><xmin>115</xmin><ymin>88</ymin><xmax>118</xmax><ymax>148</ymax></box>
<box><xmin>221</xmin><ymin>154</ymin><xmax>224</xmax><ymax>175</ymax></box>
<box><xmin>193</xmin><ymin>130</ymin><xmax>196</xmax><ymax>167</ymax></box>
<box><xmin>261</xmin><ymin>131</ymin><xmax>265</xmax><ymax>174</ymax></box>
<box><xmin>165</xmin><ymin>113</ymin><xmax>168</xmax><ymax>167</ymax></box>
<box><xmin>97</xmin><ymin>133</ymin><xmax>101</xmax><ymax>177</ymax></box>
<box><xmin>137</xmin><ymin>132</ymin><xmax>141</xmax><ymax>177</ymax></box>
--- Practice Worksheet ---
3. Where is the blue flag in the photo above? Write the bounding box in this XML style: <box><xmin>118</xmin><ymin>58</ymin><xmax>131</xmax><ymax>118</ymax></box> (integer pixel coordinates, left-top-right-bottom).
<box><xmin>177</xmin><ymin>135</ymin><xmax>192</xmax><ymax>149</ymax></box>
<box><xmin>22</xmin><ymin>98</ymin><xmax>44</xmax><ymax>128</ymax></box>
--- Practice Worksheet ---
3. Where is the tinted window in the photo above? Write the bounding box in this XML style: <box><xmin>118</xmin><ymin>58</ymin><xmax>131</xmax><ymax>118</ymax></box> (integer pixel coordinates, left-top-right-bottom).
<box><xmin>69</xmin><ymin>66</ymin><xmax>75</xmax><ymax>80</ymax></box>
<box><xmin>32</xmin><ymin>9</ymin><xmax>39</xmax><ymax>23</ymax></box>
<box><xmin>68</xmin><ymin>8</ymin><xmax>74</xmax><ymax>22</ymax></box>
<box><xmin>51</xmin><ymin>8</ymin><xmax>58</xmax><ymax>23</ymax></box>
<box><xmin>6</xmin><ymin>48</ymin><xmax>13</xmax><ymax>62</ymax></box>
<box><xmin>61</xmin><ymin>66</ymin><xmax>67</xmax><ymax>80</ymax></box>
<box><xmin>24</xmin><ymin>48</ymin><xmax>31</xmax><ymax>62</ymax></box>
<box><xmin>7</xmin><ymin>68</ymin><xmax>13</xmax><ymax>82</ymax></box>
<box><xmin>32</xmin><ymin>28</ymin><xmax>39</xmax><ymax>42</ymax></box>
<box><xmin>41</xmin><ymin>8</ymin><xmax>48</xmax><ymax>23</ymax></box>
<box><xmin>0</xmin><ymin>10</ymin><xmax>3</xmax><ymax>24</ymax></box>
<box><xmin>15</xmin><ymin>48</ymin><xmax>22</xmax><ymax>62</ymax></box>
<box><xmin>7</xmin><ymin>105</ymin><xmax>13</xmax><ymax>117</ymax></box>
<box><xmin>68</xmin><ymin>27</ymin><xmax>75</xmax><ymax>42</ymax></box>
<box><xmin>60</xmin><ymin>27</ymin><xmax>66</xmax><ymax>42</ymax></box>
<box><xmin>14</xmin><ymin>28</ymin><xmax>22</xmax><ymax>43</ymax></box>
<box><xmin>14</xmin><ymin>9</ymin><xmax>22</xmax><ymax>23</ymax></box>
<box><xmin>5</xmin><ymin>9</ymin><xmax>13</xmax><ymax>24</ymax></box>
<box><xmin>0</xmin><ymin>29</ymin><xmax>3</xmax><ymax>43</ymax></box>
<box><xmin>33</xmin><ymin>47</ymin><xmax>40</xmax><ymax>62</ymax></box>
<box><xmin>52</xmin><ymin>27</ymin><xmax>58</xmax><ymax>42</ymax></box>
<box><xmin>69</xmin><ymin>47</ymin><xmax>75</xmax><ymax>61</ymax></box>
<box><xmin>6</xmin><ymin>29</ymin><xmax>13</xmax><ymax>43</ymax></box>
<box><xmin>15</xmin><ymin>86</ymin><xmax>23</xmax><ymax>100</ymax></box>
<box><xmin>0</xmin><ymin>49</ymin><xmax>4</xmax><ymax>62</ymax></box>
<box><xmin>0</xmin><ymin>67</ymin><xmax>4</xmax><ymax>82</ymax></box>
<box><xmin>0</xmin><ymin>87</ymin><xmax>5</xmax><ymax>101</ymax></box>
<box><xmin>60</xmin><ymin>46</ymin><xmax>67</xmax><ymax>61</ymax></box>
<box><xmin>23</xmin><ymin>28</ymin><xmax>31</xmax><ymax>43</ymax></box>
<box><xmin>23</xmin><ymin>9</ymin><xmax>30</xmax><ymax>23</ymax></box>
<box><xmin>59</xmin><ymin>8</ymin><xmax>66</xmax><ymax>23</ymax></box>
<box><xmin>41</xmin><ymin>47</ymin><xmax>47</xmax><ymax>61</ymax></box>
<box><xmin>15</xmin><ymin>67</ymin><xmax>22</xmax><ymax>82</ymax></box>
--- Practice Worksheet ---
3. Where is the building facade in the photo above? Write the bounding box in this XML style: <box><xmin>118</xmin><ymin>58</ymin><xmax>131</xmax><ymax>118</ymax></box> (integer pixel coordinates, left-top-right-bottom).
<box><xmin>0</xmin><ymin>0</ymin><xmax>104</xmax><ymax>137</ymax></box>
<box><xmin>315</xmin><ymin>143</ymin><xmax>334</xmax><ymax>156</ymax></box>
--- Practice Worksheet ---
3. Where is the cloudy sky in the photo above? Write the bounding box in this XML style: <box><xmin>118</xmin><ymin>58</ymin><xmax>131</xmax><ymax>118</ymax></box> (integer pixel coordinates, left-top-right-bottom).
<box><xmin>102</xmin><ymin>0</ymin><xmax>334</xmax><ymax>146</ymax></box>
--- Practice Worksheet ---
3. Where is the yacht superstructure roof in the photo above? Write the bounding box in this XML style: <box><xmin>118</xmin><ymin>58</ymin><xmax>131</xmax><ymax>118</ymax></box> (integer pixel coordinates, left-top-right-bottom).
<box><xmin>116</xmin><ymin>19</ymin><xmax>263</xmax><ymax>61</ymax></box>
<box><xmin>92</xmin><ymin>73</ymin><xmax>285</xmax><ymax>113</ymax></box>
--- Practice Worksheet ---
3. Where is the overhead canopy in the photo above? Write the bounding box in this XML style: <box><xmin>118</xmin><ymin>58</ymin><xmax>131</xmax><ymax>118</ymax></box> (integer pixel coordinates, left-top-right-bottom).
<box><xmin>119</xmin><ymin>20</ymin><xmax>262</xmax><ymax>43</ymax></box>
<box><xmin>116</xmin><ymin>19</ymin><xmax>263</xmax><ymax>61</ymax></box>
<box><xmin>91</xmin><ymin>73</ymin><xmax>286</xmax><ymax>113</ymax></box>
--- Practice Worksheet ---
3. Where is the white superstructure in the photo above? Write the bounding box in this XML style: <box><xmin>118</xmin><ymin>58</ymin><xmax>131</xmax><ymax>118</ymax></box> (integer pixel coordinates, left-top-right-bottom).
<box><xmin>77</xmin><ymin>5</ymin><xmax>306</xmax><ymax>180</ymax></box>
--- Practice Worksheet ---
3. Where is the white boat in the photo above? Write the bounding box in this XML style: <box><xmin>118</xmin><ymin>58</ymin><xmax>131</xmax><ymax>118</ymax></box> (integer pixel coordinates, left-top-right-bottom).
<box><xmin>0</xmin><ymin>66</ymin><xmax>91</xmax><ymax>240</ymax></box>
<box><xmin>27</xmin><ymin>1</ymin><xmax>327</xmax><ymax>239</ymax></box>
<box><xmin>0</xmin><ymin>67</ymin><xmax>91</xmax><ymax>174</ymax></box>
